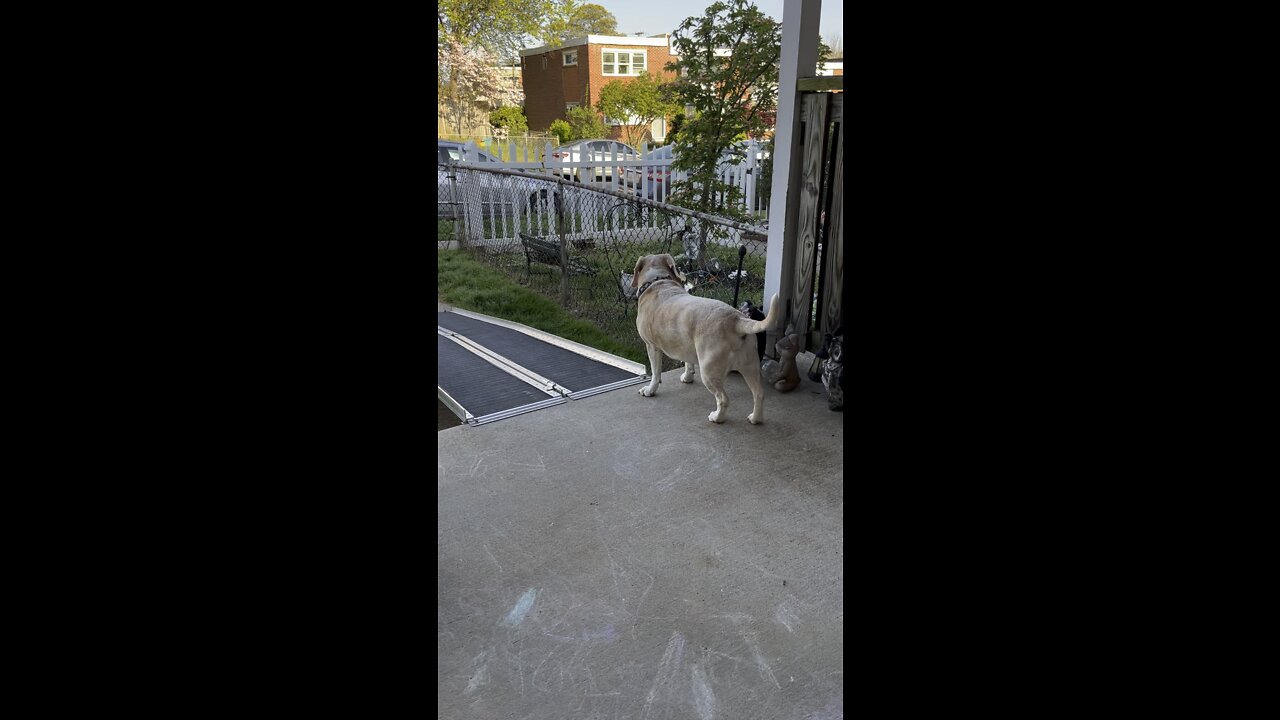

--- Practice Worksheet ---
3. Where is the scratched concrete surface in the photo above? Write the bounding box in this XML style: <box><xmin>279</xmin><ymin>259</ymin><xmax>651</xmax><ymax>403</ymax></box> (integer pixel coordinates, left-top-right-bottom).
<box><xmin>438</xmin><ymin>353</ymin><xmax>844</xmax><ymax>719</ymax></box>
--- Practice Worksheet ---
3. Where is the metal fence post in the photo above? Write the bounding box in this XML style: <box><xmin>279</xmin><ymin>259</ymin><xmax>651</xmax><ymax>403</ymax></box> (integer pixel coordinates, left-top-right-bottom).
<box><xmin>556</xmin><ymin>188</ymin><xmax>569</xmax><ymax>306</ymax></box>
<box><xmin>698</xmin><ymin>223</ymin><xmax>709</xmax><ymax>271</ymax></box>
<box><xmin>449</xmin><ymin>167</ymin><xmax>467</xmax><ymax>249</ymax></box>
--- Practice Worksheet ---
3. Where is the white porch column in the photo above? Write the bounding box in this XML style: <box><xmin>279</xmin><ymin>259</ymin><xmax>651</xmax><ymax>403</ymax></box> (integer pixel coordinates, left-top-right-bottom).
<box><xmin>763</xmin><ymin>0</ymin><xmax>822</xmax><ymax>343</ymax></box>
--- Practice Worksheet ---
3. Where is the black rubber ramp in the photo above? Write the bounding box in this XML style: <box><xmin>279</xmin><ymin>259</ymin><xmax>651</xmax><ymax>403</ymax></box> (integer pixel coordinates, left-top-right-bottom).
<box><xmin>437</xmin><ymin>334</ymin><xmax>557</xmax><ymax>419</ymax></box>
<box><xmin>437</xmin><ymin>312</ymin><xmax>637</xmax><ymax>392</ymax></box>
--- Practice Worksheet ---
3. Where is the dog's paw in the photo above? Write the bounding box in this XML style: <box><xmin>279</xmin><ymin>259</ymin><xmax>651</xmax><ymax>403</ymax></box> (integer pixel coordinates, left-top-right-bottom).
<box><xmin>639</xmin><ymin>386</ymin><xmax>657</xmax><ymax>397</ymax></box>
<box><xmin>707</xmin><ymin>411</ymin><xmax>726</xmax><ymax>423</ymax></box>
<box><xmin>680</xmin><ymin>374</ymin><xmax>695</xmax><ymax>383</ymax></box>
<box><xmin>747</xmin><ymin>412</ymin><xmax>762</xmax><ymax>425</ymax></box>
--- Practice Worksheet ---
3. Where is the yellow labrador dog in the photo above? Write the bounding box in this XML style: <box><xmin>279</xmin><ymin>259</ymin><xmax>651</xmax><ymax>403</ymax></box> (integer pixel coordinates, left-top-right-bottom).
<box><xmin>631</xmin><ymin>253</ymin><xmax>780</xmax><ymax>424</ymax></box>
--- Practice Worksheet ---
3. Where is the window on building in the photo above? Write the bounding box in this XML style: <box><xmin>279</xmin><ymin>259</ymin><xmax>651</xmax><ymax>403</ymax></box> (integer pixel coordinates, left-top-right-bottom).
<box><xmin>602</xmin><ymin>50</ymin><xmax>647</xmax><ymax>76</ymax></box>
<box><xmin>566</xmin><ymin>102</ymin><xmax>580</xmax><ymax>111</ymax></box>
<box><xmin>563</xmin><ymin>50</ymin><xmax>578</xmax><ymax>66</ymax></box>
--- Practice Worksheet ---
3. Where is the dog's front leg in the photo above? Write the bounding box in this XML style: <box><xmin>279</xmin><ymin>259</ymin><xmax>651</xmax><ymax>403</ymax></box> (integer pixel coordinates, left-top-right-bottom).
<box><xmin>639</xmin><ymin>343</ymin><xmax>663</xmax><ymax>397</ymax></box>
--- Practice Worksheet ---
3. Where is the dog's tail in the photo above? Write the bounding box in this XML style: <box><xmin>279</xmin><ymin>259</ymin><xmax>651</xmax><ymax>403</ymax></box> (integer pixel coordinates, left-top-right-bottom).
<box><xmin>737</xmin><ymin>293</ymin><xmax>780</xmax><ymax>335</ymax></box>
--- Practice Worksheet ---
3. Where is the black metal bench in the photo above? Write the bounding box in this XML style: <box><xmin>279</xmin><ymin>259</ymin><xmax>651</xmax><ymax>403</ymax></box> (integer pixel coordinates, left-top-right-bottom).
<box><xmin>518</xmin><ymin>232</ymin><xmax>597</xmax><ymax>281</ymax></box>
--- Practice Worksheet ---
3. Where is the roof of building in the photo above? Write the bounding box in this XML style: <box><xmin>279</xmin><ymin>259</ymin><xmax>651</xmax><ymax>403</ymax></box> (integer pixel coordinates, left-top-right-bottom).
<box><xmin>520</xmin><ymin>34</ymin><xmax>672</xmax><ymax>57</ymax></box>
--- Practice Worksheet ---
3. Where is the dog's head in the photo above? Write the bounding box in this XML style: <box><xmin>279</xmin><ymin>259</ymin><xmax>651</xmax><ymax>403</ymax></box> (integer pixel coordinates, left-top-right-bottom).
<box><xmin>630</xmin><ymin>253</ymin><xmax>684</xmax><ymax>290</ymax></box>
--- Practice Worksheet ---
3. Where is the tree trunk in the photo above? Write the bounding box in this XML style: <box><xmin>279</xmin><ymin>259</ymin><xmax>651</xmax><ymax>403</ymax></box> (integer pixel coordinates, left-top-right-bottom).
<box><xmin>452</xmin><ymin>67</ymin><xmax>465</xmax><ymax>136</ymax></box>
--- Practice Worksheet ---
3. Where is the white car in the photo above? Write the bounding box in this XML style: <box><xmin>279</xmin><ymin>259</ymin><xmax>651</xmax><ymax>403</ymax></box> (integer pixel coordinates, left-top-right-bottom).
<box><xmin>438</xmin><ymin>140</ymin><xmax>560</xmax><ymax>220</ymax></box>
<box><xmin>623</xmin><ymin>142</ymin><xmax>769</xmax><ymax>200</ymax></box>
<box><xmin>438</xmin><ymin>140</ymin><xmax>501</xmax><ymax>164</ymax></box>
<box><xmin>549</xmin><ymin>140</ymin><xmax>641</xmax><ymax>182</ymax></box>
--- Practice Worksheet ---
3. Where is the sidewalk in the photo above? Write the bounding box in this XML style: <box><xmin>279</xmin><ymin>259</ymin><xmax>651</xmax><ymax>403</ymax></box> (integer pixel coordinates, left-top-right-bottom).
<box><xmin>438</xmin><ymin>314</ymin><xmax>844</xmax><ymax>718</ymax></box>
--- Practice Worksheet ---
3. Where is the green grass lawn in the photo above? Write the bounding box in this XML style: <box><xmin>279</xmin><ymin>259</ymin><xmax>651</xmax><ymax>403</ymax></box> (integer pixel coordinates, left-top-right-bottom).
<box><xmin>438</xmin><ymin>220</ymin><xmax>457</xmax><ymax>248</ymax></box>
<box><xmin>437</xmin><ymin>249</ymin><xmax>648</xmax><ymax>365</ymax></box>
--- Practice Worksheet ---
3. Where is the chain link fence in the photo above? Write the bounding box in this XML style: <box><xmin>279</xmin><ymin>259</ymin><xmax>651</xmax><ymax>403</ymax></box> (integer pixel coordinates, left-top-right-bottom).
<box><xmin>437</xmin><ymin>163</ymin><xmax>771</xmax><ymax>370</ymax></box>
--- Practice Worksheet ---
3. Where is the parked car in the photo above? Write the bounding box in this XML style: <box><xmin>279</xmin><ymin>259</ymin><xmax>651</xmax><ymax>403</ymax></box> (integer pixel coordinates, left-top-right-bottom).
<box><xmin>622</xmin><ymin>144</ymin><xmax>675</xmax><ymax>200</ymax></box>
<box><xmin>438</xmin><ymin>140</ymin><xmax>560</xmax><ymax>221</ymax></box>
<box><xmin>549</xmin><ymin>139</ymin><xmax>641</xmax><ymax>182</ymax></box>
<box><xmin>624</xmin><ymin>141</ymin><xmax>770</xmax><ymax>201</ymax></box>
<box><xmin>438</xmin><ymin>140</ymin><xmax>500</xmax><ymax>164</ymax></box>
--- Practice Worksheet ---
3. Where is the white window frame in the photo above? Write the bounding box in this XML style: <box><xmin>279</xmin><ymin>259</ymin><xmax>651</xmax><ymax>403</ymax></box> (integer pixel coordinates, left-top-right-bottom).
<box><xmin>652</xmin><ymin>116</ymin><xmax>666</xmax><ymax>140</ymax></box>
<box><xmin>563</xmin><ymin>49</ymin><xmax>578</xmax><ymax>66</ymax></box>
<box><xmin>601</xmin><ymin>49</ymin><xmax>647</xmax><ymax>76</ymax></box>
<box><xmin>566</xmin><ymin>102</ymin><xmax>580</xmax><ymax>111</ymax></box>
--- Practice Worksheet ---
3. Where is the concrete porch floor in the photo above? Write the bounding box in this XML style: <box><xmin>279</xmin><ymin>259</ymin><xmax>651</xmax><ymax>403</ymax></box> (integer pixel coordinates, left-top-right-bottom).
<box><xmin>437</xmin><ymin>315</ymin><xmax>844</xmax><ymax>719</ymax></box>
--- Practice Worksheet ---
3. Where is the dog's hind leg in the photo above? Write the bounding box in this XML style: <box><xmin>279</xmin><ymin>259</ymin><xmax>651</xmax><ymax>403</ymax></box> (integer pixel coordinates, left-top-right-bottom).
<box><xmin>639</xmin><ymin>343</ymin><xmax>664</xmax><ymax>397</ymax></box>
<box><xmin>680</xmin><ymin>362</ymin><xmax>697</xmax><ymax>383</ymax></box>
<box><xmin>741</xmin><ymin>362</ymin><xmax>766</xmax><ymax>425</ymax></box>
<box><xmin>701</xmin><ymin>373</ymin><xmax>729</xmax><ymax>423</ymax></box>
<box><xmin>697</xmin><ymin>356</ymin><xmax>730</xmax><ymax>423</ymax></box>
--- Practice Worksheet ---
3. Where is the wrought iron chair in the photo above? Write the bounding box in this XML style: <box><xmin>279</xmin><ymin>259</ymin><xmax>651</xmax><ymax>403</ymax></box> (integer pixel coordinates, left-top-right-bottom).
<box><xmin>602</xmin><ymin>200</ymin><xmax>684</xmax><ymax>315</ymax></box>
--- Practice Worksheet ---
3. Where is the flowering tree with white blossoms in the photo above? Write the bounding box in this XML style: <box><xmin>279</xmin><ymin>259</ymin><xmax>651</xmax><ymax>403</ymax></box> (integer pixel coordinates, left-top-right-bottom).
<box><xmin>438</xmin><ymin>37</ymin><xmax>524</xmax><ymax>136</ymax></box>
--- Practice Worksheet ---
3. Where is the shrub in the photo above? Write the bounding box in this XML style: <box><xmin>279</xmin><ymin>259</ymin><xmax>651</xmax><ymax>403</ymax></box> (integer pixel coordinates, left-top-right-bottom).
<box><xmin>566</xmin><ymin>106</ymin><xmax>607</xmax><ymax>141</ymax></box>
<box><xmin>489</xmin><ymin>106</ymin><xmax>528</xmax><ymax>134</ymax></box>
<box><xmin>549</xmin><ymin>119</ymin><xmax>572</xmax><ymax>145</ymax></box>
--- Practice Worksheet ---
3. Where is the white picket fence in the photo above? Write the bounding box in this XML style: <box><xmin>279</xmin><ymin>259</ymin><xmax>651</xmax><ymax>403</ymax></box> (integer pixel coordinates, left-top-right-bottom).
<box><xmin>443</xmin><ymin>163</ymin><xmax>686</xmax><ymax>251</ymax></box>
<box><xmin>451</xmin><ymin>139</ymin><xmax>770</xmax><ymax>219</ymax></box>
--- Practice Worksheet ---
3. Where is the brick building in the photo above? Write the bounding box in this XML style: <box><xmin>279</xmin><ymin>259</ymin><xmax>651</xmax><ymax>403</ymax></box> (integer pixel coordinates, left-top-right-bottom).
<box><xmin>520</xmin><ymin>35</ymin><xmax>679</xmax><ymax>143</ymax></box>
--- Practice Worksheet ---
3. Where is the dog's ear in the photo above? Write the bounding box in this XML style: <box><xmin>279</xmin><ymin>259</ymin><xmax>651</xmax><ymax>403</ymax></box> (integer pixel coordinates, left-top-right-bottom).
<box><xmin>660</xmin><ymin>254</ymin><xmax>685</xmax><ymax>283</ymax></box>
<box><xmin>630</xmin><ymin>256</ymin><xmax>646</xmax><ymax>288</ymax></box>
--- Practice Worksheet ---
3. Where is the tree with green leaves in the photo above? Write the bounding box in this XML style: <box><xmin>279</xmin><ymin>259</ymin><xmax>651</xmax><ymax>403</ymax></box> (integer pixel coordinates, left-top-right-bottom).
<box><xmin>816</xmin><ymin>36</ymin><xmax>833</xmax><ymax>74</ymax></box>
<box><xmin>438</xmin><ymin>0</ymin><xmax>550</xmax><ymax>59</ymax></box>
<box><xmin>539</xmin><ymin>0</ymin><xmax>618</xmax><ymax>47</ymax></box>
<box><xmin>665</xmin><ymin>0</ymin><xmax>781</xmax><ymax>227</ymax></box>
<box><xmin>595</xmin><ymin>73</ymin><xmax>678</xmax><ymax>147</ymax></box>
<box><xmin>571</xmin><ymin>3</ymin><xmax>618</xmax><ymax>36</ymax></box>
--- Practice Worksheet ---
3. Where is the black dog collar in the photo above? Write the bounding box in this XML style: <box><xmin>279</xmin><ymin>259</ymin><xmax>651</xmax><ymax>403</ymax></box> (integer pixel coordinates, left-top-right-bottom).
<box><xmin>637</xmin><ymin>274</ymin><xmax>680</xmax><ymax>298</ymax></box>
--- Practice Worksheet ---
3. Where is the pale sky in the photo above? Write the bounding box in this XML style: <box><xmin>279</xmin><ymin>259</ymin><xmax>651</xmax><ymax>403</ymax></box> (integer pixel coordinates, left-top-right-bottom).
<box><xmin>593</xmin><ymin>1</ymin><xmax>843</xmax><ymax>48</ymax></box>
